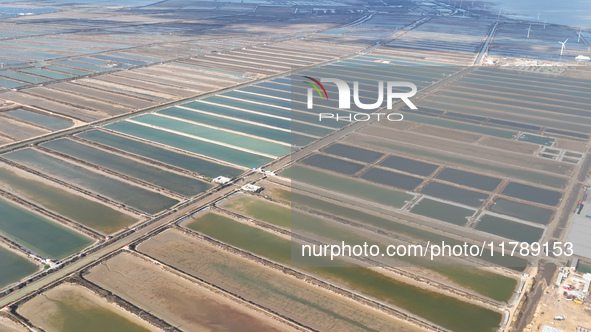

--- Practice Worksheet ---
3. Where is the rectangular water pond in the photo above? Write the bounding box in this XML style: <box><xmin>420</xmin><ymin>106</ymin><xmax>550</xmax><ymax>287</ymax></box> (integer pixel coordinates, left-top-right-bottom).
<box><xmin>5</xmin><ymin>108</ymin><xmax>73</xmax><ymax>131</ymax></box>
<box><xmin>0</xmin><ymin>197</ymin><xmax>93</xmax><ymax>259</ymax></box>
<box><xmin>0</xmin><ymin>166</ymin><xmax>138</xmax><ymax>234</ymax></box>
<box><xmin>18</xmin><ymin>284</ymin><xmax>159</xmax><ymax>332</ymax></box>
<box><xmin>475</xmin><ymin>215</ymin><xmax>544</xmax><ymax>243</ymax></box>
<box><xmin>379</xmin><ymin>155</ymin><xmax>439</xmax><ymax>176</ymax></box>
<box><xmin>46</xmin><ymin>65</ymin><xmax>91</xmax><ymax>76</ymax></box>
<box><xmin>220</xmin><ymin>194</ymin><xmax>291</xmax><ymax>229</ymax></box>
<box><xmin>435</xmin><ymin>168</ymin><xmax>502</xmax><ymax>192</ymax></box>
<box><xmin>361</xmin><ymin>167</ymin><xmax>423</xmax><ymax>191</ymax></box>
<box><xmin>411</xmin><ymin>198</ymin><xmax>475</xmax><ymax>226</ymax></box>
<box><xmin>502</xmin><ymin>182</ymin><xmax>562</xmax><ymax>206</ymax></box>
<box><xmin>131</xmin><ymin>114</ymin><xmax>290</xmax><ymax>157</ymax></box>
<box><xmin>490</xmin><ymin>198</ymin><xmax>554</xmax><ymax>225</ymax></box>
<box><xmin>19</xmin><ymin>68</ymin><xmax>72</xmax><ymax>80</ymax></box>
<box><xmin>3</xmin><ymin>148</ymin><xmax>179</xmax><ymax>215</ymax></box>
<box><xmin>284</xmin><ymin>165</ymin><xmax>414</xmax><ymax>208</ymax></box>
<box><xmin>184</xmin><ymin>212</ymin><xmax>502</xmax><ymax>332</ymax></box>
<box><xmin>78</xmin><ymin>130</ymin><xmax>243</xmax><ymax>179</ymax></box>
<box><xmin>0</xmin><ymin>71</ymin><xmax>49</xmax><ymax>84</ymax></box>
<box><xmin>323</xmin><ymin>143</ymin><xmax>384</xmax><ymax>163</ymax></box>
<box><xmin>0</xmin><ymin>77</ymin><xmax>26</xmax><ymax>88</ymax></box>
<box><xmin>106</xmin><ymin>121</ymin><xmax>272</xmax><ymax>168</ymax></box>
<box><xmin>158</xmin><ymin>106</ymin><xmax>306</xmax><ymax>145</ymax></box>
<box><xmin>138</xmin><ymin>230</ymin><xmax>423</xmax><ymax>332</ymax></box>
<box><xmin>421</xmin><ymin>182</ymin><xmax>489</xmax><ymax>207</ymax></box>
<box><xmin>517</xmin><ymin>133</ymin><xmax>555</xmax><ymax>146</ymax></box>
<box><xmin>301</xmin><ymin>154</ymin><xmax>364</xmax><ymax>175</ymax></box>
<box><xmin>43</xmin><ymin>138</ymin><xmax>212</xmax><ymax>197</ymax></box>
<box><xmin>0</xmin><ymin>245</ymin><xmax>38</xmax><ymax>288</ymax></box>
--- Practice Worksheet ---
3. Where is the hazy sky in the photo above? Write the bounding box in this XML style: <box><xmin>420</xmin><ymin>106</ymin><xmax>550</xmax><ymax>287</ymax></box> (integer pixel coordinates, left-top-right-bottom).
<box><xmin>495</xmin><ymin>0</ymin><xmax>591</xmax><ymax>29</ymax></box>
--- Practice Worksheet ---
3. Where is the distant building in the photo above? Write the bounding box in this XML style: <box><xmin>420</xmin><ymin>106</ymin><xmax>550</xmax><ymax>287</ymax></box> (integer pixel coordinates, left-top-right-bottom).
<box><xmin>44</xmin><ymin>259</ymin><xmax>56</xmax><ymax>267</ymax></box>
<box><xmin>241</xmin><ymin>184</ymin><xmax>263</xmax><ymax>193</ymax></box>
<box><xmin>555</xmin><ymin>271</ymin><xmax>567</xmax><ymax>286</ymax></box>
<box><xmin>213</xmin><ymin>176</ymin><xmax>232</xmax><ymax>184</ymax></box>
<box><xmin>572</xmin><ymin>273</ymin><xmax>591</xmax><ymax>293</ymax></box>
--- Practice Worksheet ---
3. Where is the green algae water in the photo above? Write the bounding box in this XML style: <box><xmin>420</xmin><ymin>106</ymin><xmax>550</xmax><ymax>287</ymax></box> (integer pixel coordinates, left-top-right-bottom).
<box><xmin>0</xmin><ymin>198</ymin><xmax>93</xmax><ymax>259</ymax></box>
<box><xmin>77</xmin><ymin>130</ymin><xmax>243</xmax><ymax>179</ymax></box>
<box><xmin>131</xmin><ymin>114</ymin><xmax>290</xmax><ymax>157</ymax></box>
<box><xmin>158</xmin><ymin>107</ymin><xmax>304</xmax><ymax>145</ymax></box>
<box><xmin>42</xmin><ymin>138</ymin><xmax>212</xmax><ymax>197</ymax></box>
<box><xmin>0</xmin><ymin>166</ymin><xmax>138</xmax><ymax>234</ymax></box>
<box><xmin>222</xmin><ymin>194</ymin><xmax>517</xmax><ymax>302</ymax></box>
<box><xmin>221</xmin><ymin>195</ymin><xmax>291</xmax><ymax>229</ymax></box>
<box><xmin>185</xmin><ymin>212</ymin><xmax>502</xmax><ymax>332</ymax></box>
<box><xmin>3</xmin><ymin>148</ymin><xmax>179</xmax><ymax>215</ymax></box>
<box><xmin>283</xmin><ymin>165</ymin><xmax>414</xmax><ymax>208</ymax></box>
<box><xmin>139</xmin><ymin>231</ymin><xmax>421</xmax><ymax>332</ymax></box>
<box><xmin>0</xmin><ymin>246</ymin><xmax>38</xmax><ymax>288</ymax></box>
<box><xmin>105</xmin><ymin>121</ymin><xmax>272</xmax><ymax>168</ymax></box>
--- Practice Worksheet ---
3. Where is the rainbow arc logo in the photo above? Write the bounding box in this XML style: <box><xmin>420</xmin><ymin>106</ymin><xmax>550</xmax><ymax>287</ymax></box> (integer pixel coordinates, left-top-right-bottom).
<box><xmin>303</xmin><ymin>76</ymin><xmax>328</xmax><ymax>100</ymax></box>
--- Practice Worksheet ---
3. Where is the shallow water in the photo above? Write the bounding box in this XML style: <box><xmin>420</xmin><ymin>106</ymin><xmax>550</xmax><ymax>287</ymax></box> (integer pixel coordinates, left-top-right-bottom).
<box><xmin>43</xmin><ymin>138</ymin><xmax>212</xmax><ymax>197</ymax></box>
<box><xmin>421</xmin><ymin>182</ymin><xmax>489</xmax><ymax>207</ymax></box>
<box><xmin>185</xmin><ymin>212</ymin><xmax>503</xmax><ymax>332</ymax></box>
<box><xmin>435</xmin><ymin>168</ymin><xmax>502</xmax><ymax>192</ymax></box>
<box><xmin>0</xmin><ymin>246</ymin><xmax>37</xmax><ymax>288</ymax></box>
<box><xmin>476</xmin><ymin>215</ymin><xmax>544</xmax><ymax>243</ymax></box>
<box><xmin>0</xmin><ymin>197</ymin><xmax>92</xmax><ymax>259</ymax></box>
<box><xmin>411</xmin><ymin>198</ymin><xmax>475</xmax><ymax>226</ymax></box>
<box><xmin>6</xmin><ymin>109</ymin><xmax>72</xmax><ymax>131</ymax></box>
<box><xmin>106</xmin><ymin>121</ymin><xmax>272</xmax><ymax>168</ymax></box>
<box><xmin>0</xmin><ymin>166</ymin><xmax>137</xmax><ymax>234</ymax></box>
<box><xmin>502</xmin><ymin>182</ymin><xmax>562</xmax><ymax>206</ymax></box>
<box><xmin>3</xmin><ymin>148</ymin><xmax>179</xmax><ymax>215</ymax></box>
<box><xmin>490</xmin><ymin>198</ymin><xmax>554</xmax><ymax>225</ymax></box>
<box><xmin>78</xmin><ymin>130</ymin><xmax>243</xmax><ymax>179</ymax></box>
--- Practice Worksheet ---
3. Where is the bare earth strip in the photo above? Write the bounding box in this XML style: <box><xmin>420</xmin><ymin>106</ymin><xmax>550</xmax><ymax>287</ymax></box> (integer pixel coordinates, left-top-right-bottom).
<box><xmin>0</xmin><ymin>314</ymin><xmax>29</xmax><ymax>332</ymax></box>
<box><xmin>18</xmin><ymin>283</ymin><xmax>160</xmax><ymax>332</ymax></box>
<box><xmin>85</xmin><ymin>252</ymin><xmax>293</xmax><ymax>332</ymax></box>
<box><xmin>138</xmin><ymin>229</ymin><xmax>423</xmax><ymax>332</ymax></box>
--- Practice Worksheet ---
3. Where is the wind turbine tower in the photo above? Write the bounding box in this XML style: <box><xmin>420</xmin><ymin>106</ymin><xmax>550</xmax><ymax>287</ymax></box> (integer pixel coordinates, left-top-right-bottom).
<box><xmin>559</xmin><ymin>39</ymin><xmax>568</xmax><ymax>56</ymax></box>
<box><xmin>526</xmin><ymin>25</ymin><xmax>532</xmax><ymax>39</ymax></box>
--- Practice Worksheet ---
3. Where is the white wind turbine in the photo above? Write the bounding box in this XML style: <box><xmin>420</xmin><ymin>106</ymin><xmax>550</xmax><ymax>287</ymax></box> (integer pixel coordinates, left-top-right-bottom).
<box><xmin>526</xmin><ymin>25</ymin><xmax>532</xmax><ymax>39</ymax></box>
<box><xmin>559</xmin><ymin>39</ymin><xmax>568</xmax><ymax>56</ymax></box>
